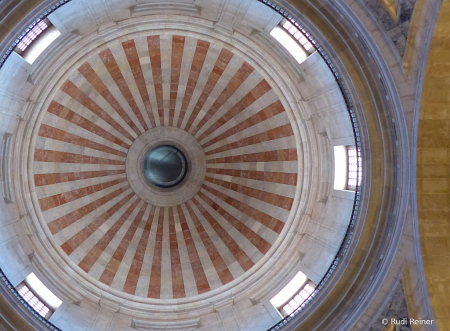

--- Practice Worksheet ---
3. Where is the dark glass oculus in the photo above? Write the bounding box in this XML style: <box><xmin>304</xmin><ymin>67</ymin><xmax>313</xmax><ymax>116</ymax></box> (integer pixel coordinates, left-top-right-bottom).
<box><xmin>143</xmin><ymin>145</ymin><xmax>188</xmax><ymax>188</ymax></box>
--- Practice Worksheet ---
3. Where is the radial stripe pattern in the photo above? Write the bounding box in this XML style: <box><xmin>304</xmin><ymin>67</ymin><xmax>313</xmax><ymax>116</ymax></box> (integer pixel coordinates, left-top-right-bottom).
<box><xmin>32</xmin><ymin>35</ymin><xmax>299</xmax><ymax>299</ymax></box>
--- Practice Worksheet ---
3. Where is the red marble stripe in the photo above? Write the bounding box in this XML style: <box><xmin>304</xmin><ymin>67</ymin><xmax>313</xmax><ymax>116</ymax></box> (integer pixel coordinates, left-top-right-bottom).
<box><xmin>169</xmin><ymin>36</ymin><xmax>185</xmax><ymax>126</ymax></box>
<box><xmin>206</xmin><ymin>168</ymin><xmax>297</xmax><ymax>186</ymax></box>
<box><xmin>77</xmin><ymin>63</ymin><xmax>142</xmax><ymax>134</ymax></box>
<box><xmin>34</xmin><ymin>149</ymin><xmax>125</xmax><ymax>165</ymax></box>
<box><xmin>177</xmin><ymin>205</ymin><xmax>210</xmax><ymax>294</ymax></box>
<box><xmin>191</xmin><ymin>197</ymin><xmax>254</xmax><ymax>272</ymax></box>
<box><xmin>39</xmin><ymin>177</ymin><xmax>127</xmax><ymax>212</ymax></box>
<box><xmin>190</xmin><ymin>62</ymin><xmax>254</xmax><ymax>135</ymax></box>
<box><xmin>47</xmin><ymin>186</ymin><xmax>130</xmax><ymax>235</ymax></box>
<box><xmin>207</xmin><ymin>148</ymin><xmax>297</xmax><ymax>164</ymax></box>
<box><xmin>202</xmin><ymin>184</ymin><xmax>284</xmax><ymax>234</ymax></box>
<box><xmin>38</xmin><ymin>124</ymin><xmax>127</xmax><ymax>158</ymax></box>
<box><xmin>123</xmin><ymin>206</ymin><xmax>156</xmax><ymax>295</ymax></box>
<box><xmin>198</xmin><ymin>80</ymin><xmax>273</xmax><ymax>143</ymax></box>
<box><xmin>60</xmin><ymin>80</ymin><xmax>136</xmax><ymax>141</ymax></box>
<box><xmin>47</xmin><ymin>101</ymin><xmax>130</xmax><ymax>149</ymax></box>
<box><xmin>122</xmin><ymin>40</ymin><xmax>157</xmax><ymax>127</ymax></box>
<box><xmin>98</xmin><ymin>48</ymin><xmax>148</xmax><ymax>131</ymax></box>
<box><xmin>169</xmin><ymin>208</ymin><xmax>185</xmax><ymax>298</ymax></box>
<box><xmin>205</xmin><ymin>176</ymin><xmax>294</xmax><ymax>210</ymax></box>
<box><xmin>197</xmin><ymin>191</ymin><xmax>271</xmax><ymax>254</ymax></box>
<box><xmin>184</xmin><ymin>202</ymin><xmax>234</xmax><ymax>285</ymax></box>
<box><xmin>147</xmin><ymin>36</ymin><xmax>164</xmax><ymax>126</ymax></box>
<box><xmin>148</xmin><ymin>208</ymin><xmax>163</xmax><ymax>298</ymax></box>
<box><xmin>202</xmin><ymin>99</ymin><xmax>283</xmax><ymax>149</ymax></box>
<box><xmin>78</xmin><ymin>198</ymin><xmax>141</xmax><ymax>274</ymax></box>
<box><xmin>176</xmin><ymin>40</ymin><xmax>210</xmax><ymax>128</ymax></box>
<box><xmin>184</xmin><ymin>49</ymin><xmax>233</xmax><ymax>131</ymax></box>
<box><xmin>61</xmin><ymin>192</ymin><xmax>135</xmax><ymax>255</ymax></box>
<box><xmin>99</xmin><ymin>203</ymin><xmax>147</xmax><ymax>286</ymax></box>
<box><xmin>35</xmin><ymin>170</ymin><xmax>126</xmax><ymax>187</ymax></box>
<box><xmin>205</xmin><ymin>123</ymin><xmax>294</xmax><ymax>156</ymax></box>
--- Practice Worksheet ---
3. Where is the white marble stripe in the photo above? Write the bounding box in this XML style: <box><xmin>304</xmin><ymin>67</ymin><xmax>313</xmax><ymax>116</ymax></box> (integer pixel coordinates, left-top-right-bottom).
<box><xmin>173</xmin><ymin>206</ymin><xmax>198</xmax><ymax>297</ymax></box>
<box><xmin>160</xmin><ymin>207</ymin><xmax>173</xmax><ymax>299</ymax></box>
<box><xmin>88</xmin><ymin>52</ymin><xmax>144</xmax><ymax>132</ymax></box>
<box><xmin>187</xmin><ymin>199</ymin><xmax>244</xmax><ymax>279</ymax></box>
<box><xmin>111</xmin><ymin>204</ymin><xmax>151</xmax><ymax>291</ymax></box>
<box><xmin>206</xmin><ymin>171</ymin><xmax>296</xmax><ymax>198</ymax></box>
<box><xmin>34</xmin><ymin>137</ymin><xmax>126</xmax><ymax>162</ymax></box>
<box><xmin>206</xmin><ymin>160</ymin><xmax>298</xmax><ymax>173</ymax></box>
<box><xmin>42</xmin><ymin>180</ymin><xmax>129</xmax><ymax>223</ymax></box>
<box><xmin>35</xmin><ymin>173</ymin><xmax>127</xmax><ymax>199</ymax></box>
<box><xmin>203</xmin><ymin>180</ymin><xmax>290</xmax><ymax>221</ymax></box>
<box><xmin>33</xmin><ymin>162</ymin><xmax>125</xmax><ymax>174</ymax></box>
<box><xmin>205</xmin><ymin>136</ymin><xmax>297</xmax><ymax>160</ymax></box>
<box><xmin>41</xmin><ymin>111</ymin><xmax>129</xmax><ymax>154</ymax></box>
<box><xmin>181</xmin><ymin>202</ymin><xmax>224</xmax><ymax>290</ymax></box>
<box><xmin>160</xmin><ymin>35</ymin><xmax>172</xmax><ymax>126</ymax></box>
<box><xmin>173</xmin><ymin>37</ymin><xmax>197</xmax><ymax>127</ymax></box>
<box><xmin>109</xmin><ymin>40</ymin><xmax>152</xmax><ymax>129</ymax></box>
<box><xmin>198</xmin><ymin>90</ymin><xmax>279</xmax><ymax>145</ymax></box>
<box><xmin>67</xmin><ymin>69</ymin><xmax>140</xmax><ymax>139</ymax></box>
<box><xmin>195</xmin><ymin>193</ymin><xmax>264</xmax><ymax>264</ymax></box>
<box><xmin>180</xmin><ymin>45</ymin><xmax>222</xmax><ymax>129</ymax></box>
<box><xmin>203</xmin><ymin>112</ymin><xmax>291</xmax><ymax>153</ymax></box>
<box><xmin>88</xmin><ymin>199</ymin><xmax>145</xmax><ymax>280</ymax></box>
<box><xmin>135</xmin><ymin>206</ymin><xmax>161</xmax><ymax>298</ymax></box>
<box><xmin>52</xmin><ymin>90</ymin><xmax>133</xmax><ymax>146</ymax></box>
<box><xmin>199</xmin><ymin>188</ymin><xmax>278</xmax><ymax>245</ymax></box>
<box><xmin>188</xmin><ymin>55</ymin><xmax>244</xmax><ymax>133</ymax></box>
<box><xmin>86</xmin><ymin>55</ymin><xmax>145</xmax><ymax>133</ymax></box>
<box><xmin>135</xmin><ymin>35</ymin><xmax>161</xmax><ymax>127</ymax></box>
<box><xmin>69</xmin><ymin>194</ymin><xmax>138</xmax><ymax>264</ymax></box>
<box><xmin>194</xmin><ymin>70</ymin><xmax>266</xmax><ymax>140</ymax></box>
<box><xmin>53</xmin><ymin>188</ymin><xmax>133</xmax><ymax>246</ymax></box>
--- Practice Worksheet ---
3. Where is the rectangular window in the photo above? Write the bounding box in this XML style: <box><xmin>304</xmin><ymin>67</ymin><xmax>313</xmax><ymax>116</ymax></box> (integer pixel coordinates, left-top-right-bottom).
<box><xmin>14</xmin><ymin>18</ymin><xmax>61</xmax><ymax>64</ymax></box>
<box><xmin>17</xmin><ymin>284</ymin><xmax>51</xmax><ymax>318</ymax></box>
<box><xmin>16</xmin><ymin>19</ymin><xmax>49</xmax><ymax>52</ymax></box>
<box><xmin>280</xmin><ymin>19</ymin><xmax>315</xmax><ymax>55</ymax></box>
<box><xmin>334</xmin><ymin>145</ymin><xmax>361</xmax><ymax>191</ymax></box>
<box><xmin>16</xmin><ymin>273</ymin><xmax>62</xmax><ymax>319</ymax></box>
<box><xmin>270</xmin><ymin>19</ymin><xmax>316</xmax><ymax>65</ymax></box>
<box><xmin>270</xmin><ymin>271</ymin><xmax>316</xmax><ymax>317</ymax></box>
<box><xmin>346</xmin><ymin>146</ymin><xmax>361</xmax><ymax>190</ymax></box>
<box><xmin>280</xmin><ymin>281</ymin><xmax>316</xmax><ymax>317</ymax></box>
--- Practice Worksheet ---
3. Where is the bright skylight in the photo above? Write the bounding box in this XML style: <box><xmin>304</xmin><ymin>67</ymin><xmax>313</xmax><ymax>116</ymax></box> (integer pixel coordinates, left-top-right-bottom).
<box><xmin>23</xmin><ymin>27</ymin><xmax>61</xmax><ymax>64</ymax></box>
<box><xmin>347</xmin><ymin>146</ymin><xmax>361</xmax><ymax>188</ymax></box>
<box><xmin>26</xmin><ymin>273</ymin><xmax>62</xmax><ymax>310</ymax></box>
<box><xmin>334</xmin><ymin>145</ymin><xmax>347</xmax><ymax>190</ymax></box>
<box><xmin>270</xmin><ymin>27</ymin><xmax>308</xmax><ymax>64</ymax></box>
<box><xmin>270</xmin><ymin>271</ymin><xmax>308</xmax><ymax>308</ymax></box>
<box><xmin>18</xmin><ymin>285</ymin><xmax>50</xmax><ymax>317</ymax></box>
<box><xmin>17</xmin><ymin>20</ymin><xmax>48</xmax><ymax>52</ymax></box>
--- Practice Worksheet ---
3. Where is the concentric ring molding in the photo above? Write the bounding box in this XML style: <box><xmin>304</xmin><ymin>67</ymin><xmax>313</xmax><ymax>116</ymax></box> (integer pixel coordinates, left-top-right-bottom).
<box><xmin>23</xmin><ymin>24</ymin><xmax>315</xmax><ymax>312</ymax></box>
<box><xmin>0</xmin><ymin>0</ymin><xmax>416</xmax><ymax>330</ymax></box>
<box><xmin>2</xmin><ymin>3</ymin><xmax>387</xmax><ymax>330</ymax></box>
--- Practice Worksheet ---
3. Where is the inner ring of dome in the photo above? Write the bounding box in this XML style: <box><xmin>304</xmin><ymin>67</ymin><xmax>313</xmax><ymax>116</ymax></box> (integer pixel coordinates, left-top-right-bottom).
<box><xmin>144</xmin><ymin>145</ymin><xmax>188</xmax><ymax>188</ymax></box>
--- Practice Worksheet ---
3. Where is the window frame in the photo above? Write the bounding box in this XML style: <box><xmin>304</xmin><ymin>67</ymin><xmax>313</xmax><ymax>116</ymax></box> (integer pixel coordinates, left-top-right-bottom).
<box><xmin>16</xmin><ymin>282</ymin><xmax>53</xmax><ymax>319</ymax></box>
<box><xmin>279</xmin><ymin>280</ymin><xmax>316</xmax><ymax>317</ymax></box>
<box><xmin>278</xmin><ymin>19</ymin><xmax>315</xmax><ymax>56</ymax></box>
<box><xmin>14</xmin><ymin>18</ymin><xmax>50</xmax><ymax>54</ymax></box>
<box><xmin>346</xmin><ymin>145</ymin><xmax>361</xmax><ymax>191</ymax></box>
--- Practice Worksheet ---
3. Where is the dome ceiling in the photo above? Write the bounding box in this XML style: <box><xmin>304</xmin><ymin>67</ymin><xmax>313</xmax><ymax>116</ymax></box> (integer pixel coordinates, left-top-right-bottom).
<box><xmin>32</xmin><ymin>34</ymin><xmax>298</xmax><ymax>299</ymax></box>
